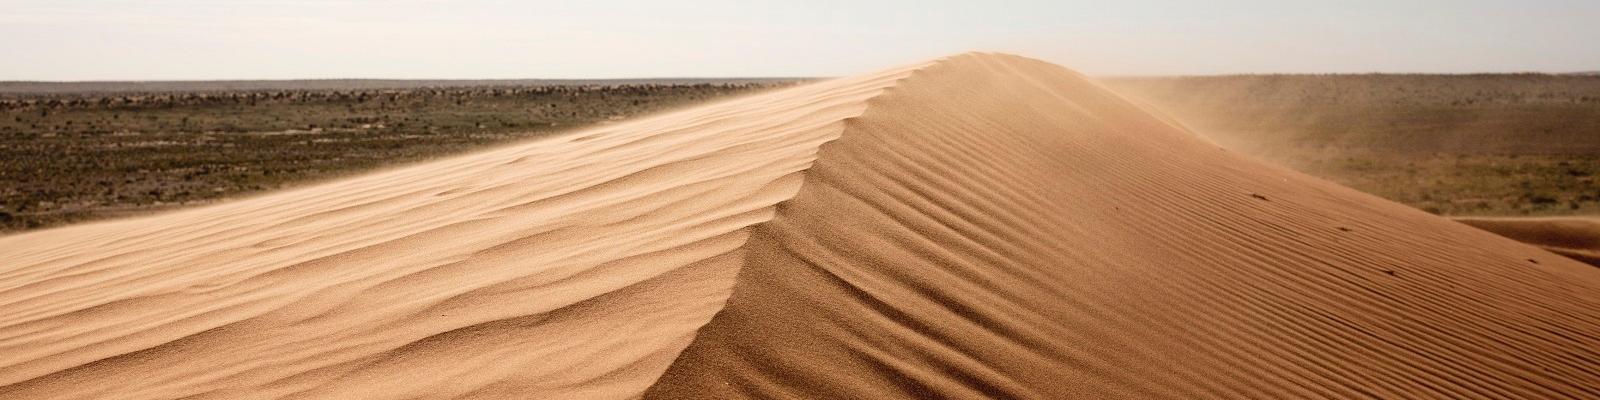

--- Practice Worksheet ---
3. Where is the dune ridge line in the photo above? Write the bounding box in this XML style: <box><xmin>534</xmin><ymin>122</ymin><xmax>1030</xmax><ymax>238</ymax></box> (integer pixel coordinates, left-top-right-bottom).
<box><xmin>1</xmin><ymin>53</ymin><xmax>1598</xmax><ymax>399</ymax></box>
<box><xmin>0</xmin><ymin>59</ymin><xmax>929</xmax><ymax>399</ymax></box>
<box><xmin>645</xmin><ymin>53</ymin><xmax>1600</xmax><ymax>399</ymax></box>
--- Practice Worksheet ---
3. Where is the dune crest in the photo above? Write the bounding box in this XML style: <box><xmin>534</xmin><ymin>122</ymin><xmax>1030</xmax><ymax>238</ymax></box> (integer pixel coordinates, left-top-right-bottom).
<box><xmin>646</xmin><ymin>53</ymin><xmax>1600</xmax><ymax>398</ymax></box>
<box><xmin>3</xmin><ymin>53</ymin><xmax>1599</xmax><ymax>399</ymax></box>
<box><xmin>0</xmin><ymin>63</ymin><xmax>920</xmax><ymax>398</ymax></box>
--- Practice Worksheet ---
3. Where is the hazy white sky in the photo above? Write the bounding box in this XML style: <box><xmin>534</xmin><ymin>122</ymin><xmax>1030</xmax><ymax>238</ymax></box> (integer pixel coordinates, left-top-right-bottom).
<box><xmin>2</xmin><ymin>0</ymin><xmax>1597</xmax><ymax>80</ymax></box>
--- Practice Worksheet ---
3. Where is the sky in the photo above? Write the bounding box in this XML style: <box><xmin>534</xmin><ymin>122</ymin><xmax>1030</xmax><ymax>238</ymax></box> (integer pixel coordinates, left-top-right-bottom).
<box><xmin>1</xmin><ymin>0</ymin><xmax>1597</xmax><ymax>80</ymax></box>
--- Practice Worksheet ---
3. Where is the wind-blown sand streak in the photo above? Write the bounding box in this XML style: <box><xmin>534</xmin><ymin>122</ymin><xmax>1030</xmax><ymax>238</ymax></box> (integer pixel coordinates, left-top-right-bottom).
<box><xmin>2</xmin><ymin>53</ymin><xmax>1599</xmax><ymax>399</ymax></box>
<box><xmin>646</xmin><ymin>54</ymin><xmax>1600</xmax><ymax>398</ymax></box>
<box><xmin>0</xmin><ymin>64</ymin><xmax>920</xmax><ymax>399</ymax></box>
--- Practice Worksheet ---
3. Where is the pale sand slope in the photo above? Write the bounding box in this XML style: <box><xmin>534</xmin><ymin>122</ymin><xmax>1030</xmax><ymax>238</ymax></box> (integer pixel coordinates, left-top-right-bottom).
<box><xmin>2</xmin><ymin>53</ymin><xmax>1599</xmax><ymax>399</ymax></box>
<box><xmin>1456</xmin><ymin>217</ymin><xmax>1600</xmax><ymax>267</ymax></box>
<box><xmin>646</xmin><ymin>54</ymin><xmax>1600</xmax><ymax>398</ymax></box>
<box><xmin>0</xmin><ymin>64</ymin><xmax>921</xmax><ymax>399</ymax></box>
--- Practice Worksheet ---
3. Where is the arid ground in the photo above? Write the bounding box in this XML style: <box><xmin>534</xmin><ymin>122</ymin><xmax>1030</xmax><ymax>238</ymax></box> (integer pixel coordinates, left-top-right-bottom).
<box><xmin>8</xmin><ymin>74</ymin><xmax>1598</xmax><ymax>234</ymax></box>
<box><xmin>1</xmin><ymin>53</ymin><xmax>1597</xmax><ymax>399</ymax></box>
<box><xmin>1107</xmin><ymin>75</ymin><xmax>1600</xmax><ymax>266</ymax></box>
<box><xmin>0</xmin><ymin>80</ymin><xmax>796</xmax><ymax>231</ymax></box>
<box><xmin>1105</xmin><ymin>74</ymin><xmax>1600</xmax><ymax>216</ymax></box>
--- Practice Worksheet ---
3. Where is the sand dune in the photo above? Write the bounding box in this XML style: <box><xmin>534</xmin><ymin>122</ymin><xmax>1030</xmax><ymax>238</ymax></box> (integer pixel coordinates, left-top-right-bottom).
<box><xmin>0</xmin><ymin>63</ymin><xmax>919</xmax><ymax>398</ymax></box>
<box><xmin>3</xmin><ymin>53</ymin><xmax>1600</xmax><ymax>399</ymax></box>
<box><xmin>1456</xmin><ymin>217</ymin><xmax>1600</xmax><ymax>267</ymax></box>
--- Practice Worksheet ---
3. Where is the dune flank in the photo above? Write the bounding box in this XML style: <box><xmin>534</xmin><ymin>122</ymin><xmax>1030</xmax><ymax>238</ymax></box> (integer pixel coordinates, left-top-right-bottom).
<box><xmin>0</xmin><ymin>63</ymin><xmax>919</xmax><ymax>398</ymax></box>
<box><xmin>3</xmin><ymin>53</ymin><xmax>1600</xmax><ymax>399</ymax></box>
<box><xmin>645</xmin><ymin>55</ymin><xmax>1600</xmax><ymax>398</ymax></box>
<box><xmin>1456</xmin><ymin>217</ymin><xmax>1600</xmax><ymax>267</ymax></box>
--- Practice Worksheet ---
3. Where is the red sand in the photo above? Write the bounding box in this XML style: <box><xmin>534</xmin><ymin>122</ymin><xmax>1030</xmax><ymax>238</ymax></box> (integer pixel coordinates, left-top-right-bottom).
<box><xmin>1457</xmin><ymin>216</ymin><xmax>1600</xmax><ymax>267</ymax></box>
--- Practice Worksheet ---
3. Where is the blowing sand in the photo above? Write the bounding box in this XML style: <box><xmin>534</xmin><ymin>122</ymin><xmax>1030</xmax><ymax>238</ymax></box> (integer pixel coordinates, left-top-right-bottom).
<box><xmin>3</xmin><ymin>53</ymin><xmax>1599</xmax><ymax>399</ymax></box>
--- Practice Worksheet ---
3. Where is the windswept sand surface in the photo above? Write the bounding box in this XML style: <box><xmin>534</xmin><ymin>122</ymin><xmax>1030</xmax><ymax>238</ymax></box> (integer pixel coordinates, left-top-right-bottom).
<box><xmin>1456</xmin><ymin>217</ymin><xmax>1600</xmax><ymax>267</ymax></box>
<box><xmin>3</xmin><ymin>53</ymin><xmax>1600</xmax><ymax>399</ymax></box>
<box><xmin>0</xmin><ymin>64</ymin><xmax>919</xmax><ymax>398</ymax></box>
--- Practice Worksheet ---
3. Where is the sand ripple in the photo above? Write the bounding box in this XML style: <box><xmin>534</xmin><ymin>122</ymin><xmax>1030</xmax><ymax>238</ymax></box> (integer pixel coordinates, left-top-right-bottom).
<box><xmin>4</xmin><ymin>53</ymin><xmax>1599</xmax><ymax>399</ymax></box>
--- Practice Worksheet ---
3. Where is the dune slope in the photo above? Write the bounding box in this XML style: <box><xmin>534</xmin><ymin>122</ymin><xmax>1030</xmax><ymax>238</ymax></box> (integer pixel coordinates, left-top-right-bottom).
<box><xmin>646</xmin><ymin>54</ymin><xmax>1600</xmax><ymax>398</ymax></box>
<box><xmin>3</xmin><ymin>53</ymin><xmax>1600</xmax><ymax>399</ymax></box>
<box><xmin>0</xmin><ymin>65</ymin><xmax>919</xmax><ymax>399</ymax></box>
<box><xmin>1456</xmin><ymin>217</ymin><xmax>1600</xmax><ymax>267</ymax></box>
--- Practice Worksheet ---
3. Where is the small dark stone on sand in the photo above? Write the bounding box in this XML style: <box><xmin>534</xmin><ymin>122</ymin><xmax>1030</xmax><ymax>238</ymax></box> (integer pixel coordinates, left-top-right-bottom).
<box><xmin>1251</xmin><ymin>193</ymin><xmax>1269</xmax><ymax>201</ymax></box>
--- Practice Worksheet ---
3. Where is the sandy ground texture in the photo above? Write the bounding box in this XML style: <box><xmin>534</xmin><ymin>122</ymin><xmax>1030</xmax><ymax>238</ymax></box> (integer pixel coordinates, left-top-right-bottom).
<box><xmin>3</xmin><ymin>53</ymin><xmax>1600</xmax><ymax>399</ymax></box>
<box><xmin>1456</xmin><ymin>216</ymin><xmax>1600</xmax><ymax>266</ymax></box>
<box><xmin>0</xmin><ymin>62</ymin><xmax>919</xmax><ymax>398</ymax></box>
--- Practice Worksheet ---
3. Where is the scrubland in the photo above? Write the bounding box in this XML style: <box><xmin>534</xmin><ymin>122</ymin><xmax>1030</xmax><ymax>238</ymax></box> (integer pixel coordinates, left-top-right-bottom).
<box><xmin>1105</xmin><ymin>74</ymin><xmax>1600</xmax><ymax>216</ymax></box>
<box><xmin>0</xmin><ymin>81</ymin><xmax>794</xmax><ymax>231</ymax></box>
